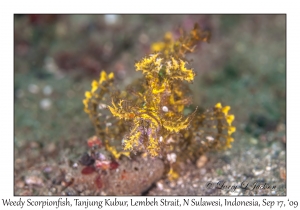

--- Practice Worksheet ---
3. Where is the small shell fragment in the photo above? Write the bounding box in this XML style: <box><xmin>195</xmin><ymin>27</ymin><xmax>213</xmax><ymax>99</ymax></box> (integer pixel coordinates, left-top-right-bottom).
<box><xmin>99</xmin><ymin>103</ymin><xmax>107</xmax><ymax>109</ymax></box>
<box><xmin>196</xmin><ymin>155</ymin><xmax>208</xmax><ymax>168</ymax></box>
<box><xmin>159</xmin><ymin>136</ymin><xmax>163</xmax><ymax>142</ymax></box>
<box><xmin>206</xmin><ymin>136</ymin><xmax>214</xmax><ymax>141</ymax></box>
<box><xmin>167</xmin><ymin>153</ymin><xmax>177</xmax><ymax>163</ymax></box>
<box><xmin>162</xmin><ymin>106</ymin><xmax>168</xmax><ymax>112</ymax></box>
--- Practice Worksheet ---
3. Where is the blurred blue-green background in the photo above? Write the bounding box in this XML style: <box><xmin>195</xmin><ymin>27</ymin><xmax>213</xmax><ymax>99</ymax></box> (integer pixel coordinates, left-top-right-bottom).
<box><xmin>14</xmin><ymin>14</ymin><xmax>285</xmax><ymax>162</ymax></box>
